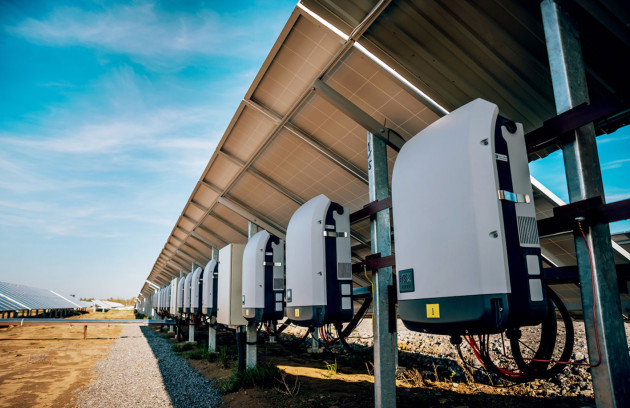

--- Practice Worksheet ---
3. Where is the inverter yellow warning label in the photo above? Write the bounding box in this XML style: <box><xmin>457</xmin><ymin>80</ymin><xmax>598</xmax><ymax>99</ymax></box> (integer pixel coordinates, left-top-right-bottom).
<box><xmin>245</xmin><ymin>309</ymin><xmax>249</xmax><ymax>316</ymax></box>
<box><xmin>295</xmin><ymin>308</ymin><xmax>300</xmax><ymax>317</ymax></box>
<box><xmin>426</xmin><ymin>304</ymin><xmax>440</xmax><ymax>318</ymax></box>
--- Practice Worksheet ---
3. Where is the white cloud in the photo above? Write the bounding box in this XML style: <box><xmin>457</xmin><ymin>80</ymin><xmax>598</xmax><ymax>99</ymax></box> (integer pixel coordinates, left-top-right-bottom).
<box><xmin>1</xmin><ymin>107</ymin><xmax>221</xmax><ymax>154</ymax></box>
<box><xmin>6</xmin><ymin>1</ymin><xmax>284</xmax><ymax>69</ymax></box>
<box><xmin>601</xmin><ymin>158</ymin><xmax>630</xmax><ymax>171</ymax></box>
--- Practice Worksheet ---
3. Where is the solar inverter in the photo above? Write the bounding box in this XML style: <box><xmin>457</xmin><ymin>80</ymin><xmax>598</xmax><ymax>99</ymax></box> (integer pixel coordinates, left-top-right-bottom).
<box><xmin>177</xmin><ymin>276</ymin><xmax>185</xmax><ymax>315</ymax></box>
<box><xmin>392</xmin><ymin>98</ymin><xmax>547</xmax><ymax>335</ymax></box>
<box><xmin>190</xmin><ymin>266</ymin><xmax>203</xmax><ymax>314</ymax></box>
<box><xmin>183</xmin><ymin>271</ymin><xmax>194</xmax><ymax>314</ymax></box>
<box><xmin>242</xmin><ymin>230</ymin><xmax>285</xmax><ymax>322</ymax></box>
<box><xmin>285</xmin><ymin>194</ymin><xmax>353</xmax><ymax>327</ymax></box>
<box><xmin>202</xmin><ymin>259</ymin><xmax>218</xmax><ymax>316</ymax></box>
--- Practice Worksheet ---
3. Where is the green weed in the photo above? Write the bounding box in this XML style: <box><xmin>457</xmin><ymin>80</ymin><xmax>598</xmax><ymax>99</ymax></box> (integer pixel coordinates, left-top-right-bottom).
<box><xmin>172</xmin><ymin>343</ymin><xmax>195</xmax><ymax>353</ymax></box>
<box><xmin>219</xmin><ymin>363</ymin><xmax>282</xmax><ymax>393</ymax></box>
<box><xmin>324</xmin><ymin>359</ymin><xmax>338</xmax><ymax>376</ymax></box>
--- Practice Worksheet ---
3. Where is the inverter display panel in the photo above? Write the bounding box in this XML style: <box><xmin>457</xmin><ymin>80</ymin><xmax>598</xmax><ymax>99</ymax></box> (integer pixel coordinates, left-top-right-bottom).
<box><xmin>392</xmin><ymin>98</ymin><xmax>546</xmax><ymax>335</ymax></box>
<box><xmin>242</xmin><ymin>230</ymin><xmax>285</xmax><ymax>322</ymax></box>
<box><xmin>285</xmin><ymin>194</ymin><xmax>353</xmax><ymax>327</ymax></box>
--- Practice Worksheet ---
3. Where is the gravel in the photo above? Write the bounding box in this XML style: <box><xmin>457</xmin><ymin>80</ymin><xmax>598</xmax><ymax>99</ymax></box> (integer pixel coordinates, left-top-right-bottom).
<box><xmin>74</xmin><ymin>325</ymin><xmax>222</xmax><ymax>408</ymax></box>
<box><xmin>285</xmin><ymin>318</ymin><xmax>630</xmax><ymax>400</ymax></box>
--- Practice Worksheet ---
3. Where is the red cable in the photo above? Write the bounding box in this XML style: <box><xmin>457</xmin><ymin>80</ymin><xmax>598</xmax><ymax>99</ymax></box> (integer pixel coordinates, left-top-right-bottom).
<box><xmin>496</xmin><ymin>222</ymin><xmax>602</xmax><ymax>368</ymax></box>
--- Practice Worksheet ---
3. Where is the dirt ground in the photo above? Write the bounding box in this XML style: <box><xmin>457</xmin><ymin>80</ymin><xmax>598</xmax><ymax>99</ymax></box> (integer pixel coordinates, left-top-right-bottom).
<box><xmin>0</xmin><ymin>309</ymin><xmax>133</xmax><ymax>408</ymax></box>
<box><xmin>163</xmin><ymin>327</ymin><xmax>596</xmax><ymax>408</ymax></box>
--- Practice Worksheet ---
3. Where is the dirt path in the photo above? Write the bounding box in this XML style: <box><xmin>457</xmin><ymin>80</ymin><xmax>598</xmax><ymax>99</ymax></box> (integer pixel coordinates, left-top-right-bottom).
<box><xmin>0</xmin><ymin>310</ymin><xmax>132</xmax><ymax>408</ymax></box>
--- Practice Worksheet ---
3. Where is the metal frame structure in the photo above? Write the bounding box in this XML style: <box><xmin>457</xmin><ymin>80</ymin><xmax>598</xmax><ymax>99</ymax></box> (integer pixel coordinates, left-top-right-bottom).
<box><xmin>138</xmin><ymin>1</ymin><xmax>630</xmax><ymax>407</ymax></box>
<box><xmin>540</xmin><ymin>1</ymin><xmax>629</xmax><ymax>405</ymax></box>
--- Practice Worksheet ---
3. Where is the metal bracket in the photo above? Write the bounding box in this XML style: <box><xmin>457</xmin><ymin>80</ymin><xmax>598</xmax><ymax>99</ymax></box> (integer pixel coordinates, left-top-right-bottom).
<box><xmin>498</xmin><ymin>190</ymin><xmax>531</xmax><ymax>203</ymax></box>
<box><xmin>312</xmin><ymin>79</ymin><xmax>406</xmax><ymax>151</ymax></box>
<box><xmin>525</xmin><ymin>97</ymin><xmax>620</xmax><ymax>160</ymax></box>
<box><xmin>323</xmin><ymin>231</ymin><xmax>348</xmax><ymax>238</ymax></box>
<box><xmin>537</xmin><ymin>196</ymin><xmax>630</xmax><ymax>237</ymax></box>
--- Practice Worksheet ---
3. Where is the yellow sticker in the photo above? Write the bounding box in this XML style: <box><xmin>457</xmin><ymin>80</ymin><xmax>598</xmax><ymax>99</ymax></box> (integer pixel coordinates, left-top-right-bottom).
<box><xmin>295</xmin><ymin>308</ymin><xmax>300</xmax><ymax>317</ymax></box>
<box><xmin>245</xmin><ymin>309</ymin><xmax>249</xmax><ymax>316</ymax></box>
<box><xmin>426</xmin><ymin>303</ymin><xmax>440</xmax><ymax>318</ymax></box>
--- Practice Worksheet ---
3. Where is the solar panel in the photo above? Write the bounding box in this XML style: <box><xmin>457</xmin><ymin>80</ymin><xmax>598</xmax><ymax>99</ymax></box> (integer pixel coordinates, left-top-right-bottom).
<box><xmin>139</xmin><ymin>2</ymin><xmax>630</xmax><ymax>318</ymax></box>
<box><xmin>0</xmin><ymin>281</ymin><xmax>83</xmax><ymax>312</ymax></box>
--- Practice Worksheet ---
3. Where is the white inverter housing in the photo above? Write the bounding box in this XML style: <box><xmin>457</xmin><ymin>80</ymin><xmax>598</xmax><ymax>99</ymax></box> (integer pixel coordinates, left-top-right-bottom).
<box><xmin>217</xmin><ymin>244</ymin><xmax>247</xmax><ymax>327</ymax></box>
<box><xmin>242</xmin><ymin>230</ymin><xmax>285</xmax><ymax>322</ymax></box>
<box><xmin>183</xmin><ymin>272</ymin><xmax>194</xmax><ymax>314</ymax></box>
<box><xmin>177</xmin><ymin>276</ymin><xmax>185</xmax><ymax>315</ymax></box>
<box><xmin>190</xmin><ymin>266</ymin><xmax>203</xmax><ymax>314</ymax></box>
<box><xmin>202</xmin><ymin>259</ymin><xmax>218</xmax><ymax>316</ymax></box>
<box><xmin>285</xmin><ymin>194</ymin><xmax>353</xmax><ymax>327</ymax></box>
<box><xmin>392</xmin><ymin>98</ymin><xmax>546</xmax><ymax>335</ymax></box>
<box><xmin>170</xmin><ymin>277</ymin><xmax>178</xmax><ymax>316</ymax></box>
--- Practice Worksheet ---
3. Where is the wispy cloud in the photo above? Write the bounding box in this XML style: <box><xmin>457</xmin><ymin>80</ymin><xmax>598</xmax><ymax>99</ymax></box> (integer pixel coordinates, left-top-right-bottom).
<box><xmin>5</xmin><ymin>1</ymin><xmax>285</xmax><ymax>69</ymax></box>
<box><xmin>601</xmin><ymin>158</ymin><xmax>630</xmax><ymax>171</ymax></box>
<box><xmin>1</xmin><ymin>107</ymin><xmax>221</xmax><ymax>154</ymax></box>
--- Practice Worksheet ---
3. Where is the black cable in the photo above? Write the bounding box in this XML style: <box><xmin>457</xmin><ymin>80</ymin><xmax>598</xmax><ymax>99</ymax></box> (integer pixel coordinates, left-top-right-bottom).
<box><xmin>276</xmin><ymin>323</ymin><xmax>310</xmax><ymax>348</ymax></box>
<box><xmin>335</xmin><ymin>322</ymin><xmax>373</xmax><ymax>356</ymax></box>
<box><xmin>510</xmin><ymin>287</ymin><xmax>574</xmax><ymax>379</ymax></box>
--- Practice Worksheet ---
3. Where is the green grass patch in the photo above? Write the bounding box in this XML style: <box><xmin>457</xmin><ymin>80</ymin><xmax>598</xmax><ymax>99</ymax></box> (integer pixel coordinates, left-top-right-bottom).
<box><xmin>219</xmin><ymin>363</ymin><xmax>282</xmax><ymax>393</ymax></box>
<box><xmin>172</xmin><ymin>342</ymin><xmax>195</xmax><ymax>353</ymax></box>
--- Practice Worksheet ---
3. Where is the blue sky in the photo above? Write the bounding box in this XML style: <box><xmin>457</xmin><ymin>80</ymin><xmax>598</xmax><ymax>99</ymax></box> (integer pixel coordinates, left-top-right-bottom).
<box><xmin>0</xmin><ymin>1</ymin><xmax>628</xmax><ymax>300</ymax></box>
<box><xmin>0</xmin><ymin>0</ymin><xmax>296</xmax><ymax>299</ymax></box>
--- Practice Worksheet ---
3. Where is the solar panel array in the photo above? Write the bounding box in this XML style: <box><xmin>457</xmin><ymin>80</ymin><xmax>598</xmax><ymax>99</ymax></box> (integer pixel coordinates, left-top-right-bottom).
<box><xmin>139</xmin><ymin>1</ymin><xmax>630</xmax><ymax>318</ymax></box>
<box><xmin>0</xmin><ymin>281</ymin><xmax>89</xmax><ymax>312</ymax></box>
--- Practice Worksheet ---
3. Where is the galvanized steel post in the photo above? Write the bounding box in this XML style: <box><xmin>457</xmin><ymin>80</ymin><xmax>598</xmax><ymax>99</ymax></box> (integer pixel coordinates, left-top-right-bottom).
<box><xmin>246</xmin><ymin>222</ymin><xmax>259</xmax><ymax>369</ymax></box>
<box><xmin>541</xmin><ymin>1</ymin><xmax>630</xmax><ymax>406</ymax></box>
<box><xmin>367</xmin><ymin>131</ymin><xmax>397</xmax><ymax>408</ymax></box>
<box><xmin>208</xmin><ymin>247</ymin><xmax>220</xmax><ymax>352</ymax></box>
<box><xmin>188</xmin><ymin>263</ymin><xmax>200</xmax><ymax>344</ymax></box>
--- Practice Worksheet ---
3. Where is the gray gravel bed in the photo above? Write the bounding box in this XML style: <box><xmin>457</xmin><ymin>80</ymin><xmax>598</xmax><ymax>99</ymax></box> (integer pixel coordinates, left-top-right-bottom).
<box><xmin>74</xmin><ymin>325</ymin><xmax>221</xmax><ymax>408</ymax></box>
<box><xmin>284</xmin><ymin>318</ymin><xmax>630</xmax><ymax>400</ymax></box>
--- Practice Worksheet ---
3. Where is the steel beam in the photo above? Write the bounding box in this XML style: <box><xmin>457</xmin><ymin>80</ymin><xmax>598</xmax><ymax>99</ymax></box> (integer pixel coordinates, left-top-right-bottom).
<box><xmin>200</xmin><ymin>180</ymin><xmax>223</xmax><ymax>195</ymax></box>
<box><xmin>181</xmin><ymin>243</ymin><xmax>211</xmax><ymax>265</ymax></box>
<box><xmin>196</xmin><ymin>224</ymin><xmax>230</xmax><ymax>247</ymax></box>
<box><xmin>217</xmin><ymin>196</ymin><xmax>286</xmax><ymax>239</ymax></box>
<box><xmin>170</xmin><ymin>234</ymin><xmax>184</xmax><ymax>244</ymax></box>
<box><xmin>168</xmin><ymin>258</ymin><xmax>187</xmax><ymax>271</ymax></box>
<box><xmin>313</xmin><ymin>79</ymin><xmax>405</xmax><ymax>151</ymax></box>
<box><xmin>163</xmin><ymin>265</ymin><xmax>180</xmax><ymax>277</ymax></box>
<box><xmin>244</xmin><ymin>99</ymin><xmax>368</xmax><ymax>184</ymax></box>
<box><xmin>175</xmin><ymin>249</ymin><xmax>204</xmax><ymax>267</ymax></box>
<box><xmin>182</xmin><ymin>214</ymin><xmax>199</xmax><ymax>225</ymax></box>
<box><xmin>189</xmin><ymin>200</ymin><xmax>209</xmax><ymax>213</ymax></box>
<box><xmin>541</xmin><ymin>1</ymin><xmax>630</xmax><ymax>406</ymax></box>
<box><xmin>247</xmin><ymin>166</ymin><xmax>370</xmax><ymax>246</ymax></box>
<box><xmin>190</xmin><ymin>231</ymin><xmax>219</xmax><ymax>250</ymax></box>
<box><xmin>367</xmin><ymin>131</ymin><xmax>397</xmax><ymax>408</ymax></box>
<box><xmin>208</xmin><ymin>213</ymin><xmax>248</xmax><ymax>237</ymax></box>
<box><xmin>218</xmin><ymin>149</ymin><xmax>246</xmax><ymax>167</ymax></box>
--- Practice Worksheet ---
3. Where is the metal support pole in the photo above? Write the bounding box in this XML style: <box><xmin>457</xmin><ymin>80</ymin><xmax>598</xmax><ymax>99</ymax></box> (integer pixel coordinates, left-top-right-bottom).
<box><xmin>246</xmin><ymin>222</ymin><xmax>259</xmax><ymax>369</ymax></box>
<box><xmin>208</xmin><ymin>247</ymin><xmax>220</xmax><ymax>352</ymax></box>
<box><xmin>309</xmin><ymin>328</ymin><xmax>321</xmax><ymax>353</ymax></box>
<box><xmin>367</xmin><ymin>131</ymin><xmax>397</xmax><ymax>408</ymax></box>
<box><xmin>541</xmin><ymin>1</ymin><xmax>630</xmax><ymax>406</ymax></box>
<box><xmin>188</xmin><ymin>321</ymin><xmax>196</xmax><ymax>343</ymax></box>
